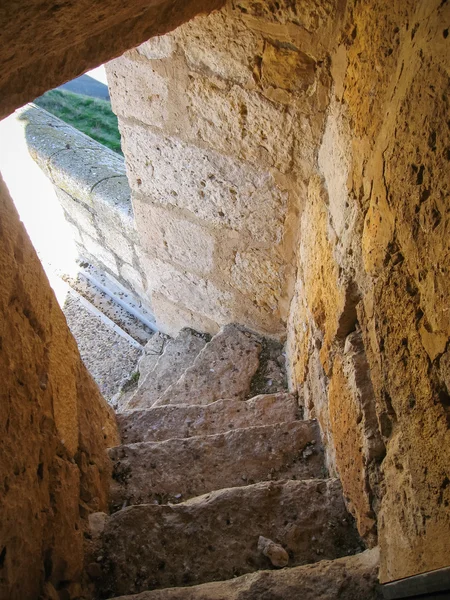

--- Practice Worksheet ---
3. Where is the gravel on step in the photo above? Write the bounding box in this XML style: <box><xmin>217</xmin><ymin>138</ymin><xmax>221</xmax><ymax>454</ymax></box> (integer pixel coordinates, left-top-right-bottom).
<box><xmin>63</xmin><ymin>294</ymin><xmax>142</xmax><ymax>401</ymax></box>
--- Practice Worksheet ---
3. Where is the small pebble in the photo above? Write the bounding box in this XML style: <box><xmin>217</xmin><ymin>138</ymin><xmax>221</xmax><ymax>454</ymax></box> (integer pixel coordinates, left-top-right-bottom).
<box><xmin>257</xmin><ymin>535</ymin><xmax>289</xmax><ymax>568</ymax></box>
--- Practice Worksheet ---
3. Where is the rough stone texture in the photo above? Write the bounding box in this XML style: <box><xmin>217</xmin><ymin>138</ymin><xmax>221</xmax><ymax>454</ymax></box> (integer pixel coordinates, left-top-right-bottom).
<box><xmin>125</xmin><ymin>328</ymin><xmax>208</xmax><ymax>410</ymax></box>
<box><xmin>286</xmin><ymin>0</ymin><xmax>450</xmax><ymax>583</ymax></box>
<box><xmin>328</xmin><ymin>332</ymin><xmax>385</xmax><ymax>547</ymax></box>
<box><xmin>0</xmin><ymin>176</ymin><xmax>119</xmax><ymax>600</ymax></box>
<box><xmin>105</xmin><ymin>0</ymin><xmax>340</xmax><ymax>336</ymax></box>
<box><xmin>105</xmin><ymin>548</ymin><xmax>382</xmax><ymax>600</ymax></box>
<box><xmin>97</xmin><ymin>479</ymin><xmax>362</xmax><ymax>596</ymax></box>
<box><xmin>117</xmin><ymin>392</ymin><xmax>300</xmax><ymax>444</ymax></box>
<box><xmin>63</xmin><ymin>294</ymin><xmax>142</xmax><ymax>401</ymax></box>
<box><xmin>136</xmin><ymin>333</ymin><xmax>168</xmax><ymax>383</ymax></box>
<box><xmin>109</xmin><ymin>420</ymin><xmax>323</xmax><ymax>509</ymax></box>
<box><xmin>0</xmin><ymin>0</ymin><xmax>224</xmax><ymax>120</ymax></box>
<box><xmin>155</xmin><ymin>324</ymin><xmax>262</xmax><ymax>406</ymax></box>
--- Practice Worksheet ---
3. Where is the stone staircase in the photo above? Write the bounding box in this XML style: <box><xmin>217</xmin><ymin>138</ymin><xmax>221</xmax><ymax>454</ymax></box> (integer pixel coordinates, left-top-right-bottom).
<box><xmin>87</xmin><ymin>324</ymin><xmax>382</xmax><ymax>599</ymax></box>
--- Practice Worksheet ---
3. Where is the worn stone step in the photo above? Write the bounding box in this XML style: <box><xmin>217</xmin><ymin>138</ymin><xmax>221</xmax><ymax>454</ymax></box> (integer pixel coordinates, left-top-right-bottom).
<box><xmin>153</xmin><ymin>324</ymin><xmax>262</xmax><ymax>407</ymax></box>
<box><xmin>95</xmin><ymin>479</ymin><xmax>363</xmax><ymax>597</ymax></box>
<box><xmin>126</xmin><ymin>328</ymin><xmax>209</xmax><ymax>410</ymax></box>
<box><xmin>109</xmin><ymin>420</ymin><xmax>323</xmax><ymax>509</ymax></box>
<box><xmin>106</xmin><ymin>548</ymin><xmax>381</xmax><ymax>600</ymax></box>
<box><xmin>117</xmin><ymin>392</ymin><xmax>301</xmax><ymax>444</ymax></box>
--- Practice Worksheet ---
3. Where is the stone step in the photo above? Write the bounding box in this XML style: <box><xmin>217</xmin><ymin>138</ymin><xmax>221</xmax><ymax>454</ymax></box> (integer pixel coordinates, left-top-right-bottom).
<box><xmin>95</xmin><ymin>479</ymin><xmax>364</xmax><ymax>597</ymax></box>
<box><xmin>117</xmin><ymin>392</ymin><xmax>301</xmax><ymax>444</ymax></box>
<box><xmin>125</xmin><ymin>328</ymin><xmax>209</xmax><ymax>410</ymax></box>
<box><xmin>106</xmin><ymin>548</ymin><xmax>381</xmax><ymax>600</ymax></box>
<box><xmin>153</xmin><ymin>324</ymin><xmax>262</xmax><ymax>407</ymax></box>
<box><xmin>108</xmin><ymin>420</ymin><xmax>323</xmax><ymax>509</ymax></box>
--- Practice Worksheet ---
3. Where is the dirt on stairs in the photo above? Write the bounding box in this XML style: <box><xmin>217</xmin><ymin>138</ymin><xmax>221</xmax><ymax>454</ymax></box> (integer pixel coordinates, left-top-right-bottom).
<box><xmin>85</xmin><ymin>324</ymin><xmax>382</xmax><ymax>599</ymax></box>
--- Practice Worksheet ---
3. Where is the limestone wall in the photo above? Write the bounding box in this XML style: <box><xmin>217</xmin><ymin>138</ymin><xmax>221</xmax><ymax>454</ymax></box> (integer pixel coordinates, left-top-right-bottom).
<box><xmin>287</xmin><ymin>0</ymin><xmax>450</xmax><ymax>583</ymax></box>
<box><xmin>106</xmin><ymin>1</ymin><xmax>345</xmax><ymax>337</ymax></box>
<box><xmin>0</xmin><ymin>175</ymin><xmax>119</xmax><ymax>599</ymax></box>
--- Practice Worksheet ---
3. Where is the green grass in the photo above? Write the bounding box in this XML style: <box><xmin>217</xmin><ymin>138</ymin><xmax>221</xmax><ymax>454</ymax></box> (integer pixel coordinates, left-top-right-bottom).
<box><xmin>34</xmin><ymin>88</ymin><xmax>123</xmax><ymax>155</ymax></box>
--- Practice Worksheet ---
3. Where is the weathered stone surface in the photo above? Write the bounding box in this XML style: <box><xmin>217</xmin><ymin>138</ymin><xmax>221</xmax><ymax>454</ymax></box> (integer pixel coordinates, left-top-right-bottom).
<box><xmin>104</xmin><ymin>549</ymin><xmax>381</xmax><ymax>600</ymax></box>
<box><xmin>136</xmin><ymin>35</ymin><xmax>176</xmax><ymax>60</ymax></box>
<box><xmin>136</xmin><ymin>333</ymin><xmax>168</xmax><ymax>383</ymax></box>
<box><xmin>98</xmin><ymin>479</ymin><xmax>362</xmax><ymax>596</ymax></box>
<box><xmin>257</xmin><ymin>535</ymin><xmax>289</xmax><ymax>567</ymax></box>
<box><xmin>0</xmin><ymin>0</ymin><xmax>225</xmax><ymax>120</ymax></box>
<box><xmin>101</xmin><ymin>225</ymin><xmax>135</xmax><ymax>265</ymax></box>
<box><xmin>0</xmin><ymin>176</ymin><xmax>118</xmax><ymax>600</ymax></box>
<box><xmin>138</xmin><ymin>254</ymin><xmax>235</xmax><ymax>326</ymax></box>
<box><xmin>81</xmin><ymin>232</ymin><xmax>119</xmax><ymax>276</ymax></box>
<box><xmin>109</xmin><ymin>420</ymin><xmax>323</xmax><ymax>508</ymax></box>
<box><xmin>121</xmin><ymin>122</ymin><xmax>287</xmax><ymax>244</ymax></box>
<box><xmin>126</xmin><ymin>328</ymin><xmax>208</xmax><ymax>409</ymax></box>
<box><xmin>328</xmin><ymin>332</ymin><xmax>385</xmax><ymax>547</ymax></box>
<box><xmin>150</xmin><ymin>292</ymin><xmax>221</xmax><ymax>338</ymax></box>
<box><xmin>56</xmin><ymin>188</ymin><xmax>98</xmax><ymax>240</ymax></box>
<box><xmin>183</xmin><ymin>72</ymin><xmax>298</xmax><ymax>173</ymax></box>
<box><xmin>261</xmin><ymin>42</ymin><xmax>316</xmax><ymax>92</ymax></box>
<box><xmin>22</xmin><ymin>105</ymin><xmax>127</xmax><ymax>208</ymax></box>
<box><xmin>176</xmin><ymin>9</ymin><xmax>262</xmax><ymax>86</ymax></box>
<box><xmin>108</xmin><ymin>56</ymin><xmax>170</xmax><ymax>129</ymax></box>
<box><xmin>231</xmin><ymin>249</ymin><xmax>285</xmax><ymax>311</ymax></box>
<box><xmin>155</xmin><ymin>324</ymin><xmax>262</xmax><ymax>406</ymax></box>
<box><xmin>286</xmin><ymin>0</ymin><xmax>450</xmax><ymax>584</ymax></box>
<box><xmin>117</xmin><ymin>392</ymin><xmax>300</xmax><ymax>443</ymax></box>
<box><xmin>132</xmin><ymin>198</ymin><xmax>215</xmax><ymax>275</ymax></box>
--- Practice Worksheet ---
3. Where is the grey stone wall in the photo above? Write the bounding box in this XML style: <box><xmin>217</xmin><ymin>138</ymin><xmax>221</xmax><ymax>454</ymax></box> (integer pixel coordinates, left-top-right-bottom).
<box><xmin>21</xmin><ymin>104</ymin><xmax>150</xmax><ymax>307</ymax></box>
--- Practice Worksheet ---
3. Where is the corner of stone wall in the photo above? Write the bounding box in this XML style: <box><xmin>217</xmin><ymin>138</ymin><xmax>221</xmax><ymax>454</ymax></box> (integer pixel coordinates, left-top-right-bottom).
<box><xmin>105</xmin><ymin>0</ymin><xmax>343</xmax><ymax>338</ymax></box>
<box><xmin>286</xmin><ymin>0</ymin><xmax>450</xmax><ymax>582</ymax></box>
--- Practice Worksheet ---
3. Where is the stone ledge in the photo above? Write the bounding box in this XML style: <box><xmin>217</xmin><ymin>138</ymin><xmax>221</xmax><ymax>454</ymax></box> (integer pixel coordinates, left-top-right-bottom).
<box><xmin>17</xmin><ymin>104</ymin><xmax>150</xmax><ymax>304</ymax></box>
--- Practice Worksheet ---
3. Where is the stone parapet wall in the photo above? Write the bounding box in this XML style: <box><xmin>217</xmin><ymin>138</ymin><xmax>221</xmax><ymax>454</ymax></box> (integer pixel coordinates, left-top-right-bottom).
<box><xmin>106</xmin><ymin>0</ymin><xmax>344</xmax><ymax>337</ymax></box>
<box><xmin>21</xmin><ymin>105</ymin><xmax>151</xmax><ymax>307</ymax></box>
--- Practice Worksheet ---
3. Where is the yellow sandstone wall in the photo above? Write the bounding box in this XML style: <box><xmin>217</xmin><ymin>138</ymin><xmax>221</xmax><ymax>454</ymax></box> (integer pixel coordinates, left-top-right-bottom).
<box><xmin>287</xmin><ymin>0</ymin><xmax>450</xmax><ymax>582</ymax></box>
<box><xmin>0</xmin><ymin>176</ymin><xmax>119</xmax><ymax>599</ymax></box>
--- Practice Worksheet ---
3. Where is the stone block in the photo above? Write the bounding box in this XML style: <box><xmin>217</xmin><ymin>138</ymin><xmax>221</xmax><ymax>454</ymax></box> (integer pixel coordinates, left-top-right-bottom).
<box><xmin>119</xmin><ymin>262</ymin><xmax>145</xmax><ymax>296</ymax></box>
<box><xmin>55</xmin><ymin>188</ymin><xmax>98</xmax><ymax>240</ymax></box>
<box><xmin>328</xmin><ymin>332</ymin><xmax>385</xmax><ymax>546</ymax></box>
<box><xmin>233</xmin><ymin>0</ymin><xmax>339</xmax><ymax>32</ymax></box>
<box><xmin>151</xmin><ymin>292</ymin><xmax>220</xmax><ymax>337</ymax></box>
<box><xmin>91</xmin><ymin>175</ymin><xmax>136</xmax><ymax>242</ymax></box>
<box><xmin>19</xmin><ymin>105</ymin><xmax>98</xmax><ymax>178</ymax></box>
<box><xmin>175</xmin><ymin>9</ymin><xmax>262</xmax><ymax>86</ymax></box>
<box><xmin>138</xmin><ymin>252</ymin><xmax>233</xmax><ymax>324</ymax></box>
<box><xmin>261</xmin><ymin>42</ymin><xmax>316</xmax><ymax>92</ymax></box>
<box><xmin>80</xmin><ymin>233</ymin><xmax>119</xmax><ymax>276</ymax></box>
<box><xmin>49</xmin><ymin>147</ymin><xmax>126</xmax><ymax>208</ymax></box>
<box><xmin>231</xmin><ymin>249</ymin><xmax>284</xmax><ymax>311</ymax></box>
<box><xmin>107</xmin><ymin>56</ymin><xmax>169</xmax><ymax>129</ymax></box>
<box><xmin>136</xmin><ymin>34</ymin><xmax>175</xmax><ymax>60</ymax></box>
<box><xmin>100</xmin><ymin>225</ymin><xmax>134</xmax><ymax>265</ymax></box>
<box><xmin>132</xmin><ymin>198</ymin><xmax>215</xmax><ymax>274</ymax></box>
<box><xmin>184</xmin><ymin>75</ymin><xmax>296</xmax><ymax>172</ymax></box>
<box><xmin>121</xmin><ymin>122</ymin><xmax>287</xmax><ymax>244</ymax></box>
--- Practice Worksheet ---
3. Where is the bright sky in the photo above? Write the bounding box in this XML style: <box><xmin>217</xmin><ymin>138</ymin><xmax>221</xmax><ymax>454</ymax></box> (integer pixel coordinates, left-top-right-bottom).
<box><xmin>87</xmin><ymin>65</ymin><xmax>108</xmax><ymax>85</ymax></box>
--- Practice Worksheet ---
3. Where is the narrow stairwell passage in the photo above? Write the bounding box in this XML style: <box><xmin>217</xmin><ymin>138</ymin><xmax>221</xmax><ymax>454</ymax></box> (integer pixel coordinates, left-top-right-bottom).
<box><xmin>85</xmin><ymin>324</ymin><xmax>382</xmax><ymax>599</ymax></box>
